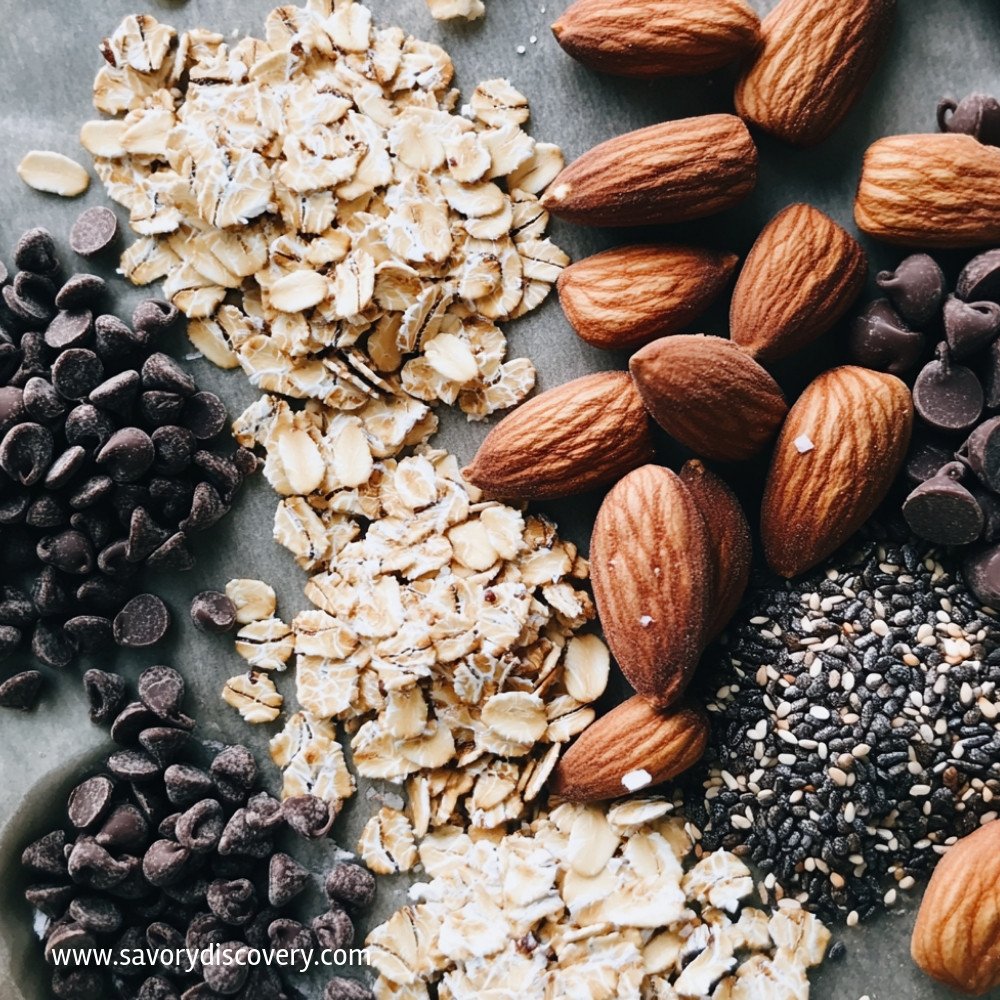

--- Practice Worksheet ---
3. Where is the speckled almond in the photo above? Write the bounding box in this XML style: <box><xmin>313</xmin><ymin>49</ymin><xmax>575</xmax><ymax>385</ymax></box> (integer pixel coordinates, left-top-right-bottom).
<box><xmin>680</xmin><ymin>459</ymin><xmax>751</xmax><ymax>641</ymax></box>
<box><xmin>856</xmin><ymin>134</ymin><xmax>1000</xmax><ymax>248</ymax></box>
<box><xmin>558</xmin><ymin>244</ymin><xmax>739</xmax><ymax>351</ymax></box>
<box><xmin>462</xmin><ymin>371</ymin><xmax>653</xmax><ymax>500</ymax></box>
<box><xmin>591</xmin><ymin>465</ymin><xmax>712</xmax><ymax>707</ymax></box>
<box><xmin>541</xmin><ymin>115</ymin><xmax>757</xmax><ymax>227</ymax></box>
<box><xmin>551</xmin><ymin>697</ymin><xmax>708</xmax><ymax>801</ymax></box>
<box><xmin>552</xmin><ymin>0</ymin><xmax>761</xmax><ymax>78</ymax></box>
<box><xmin>629</xmin><ymin>335</ymin><xmax>787</xmax><ymax>462</ymax></box>
<box><xmin>761</xmin><ymin>366</ymin><xmax>913</xmax><ymax>579</ymax></box>
<box><xmin>730</xmin><ymin>204</ymin><xmax>867</xmax><ymax>362</ymax></box>
<box><xmin>734</xmin><ymin>0</ymin><xmax>895</xmax><ymax>147</ymax></box>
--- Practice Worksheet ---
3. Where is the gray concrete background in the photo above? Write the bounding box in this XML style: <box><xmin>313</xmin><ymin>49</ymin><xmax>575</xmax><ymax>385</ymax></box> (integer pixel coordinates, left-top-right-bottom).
<box><xmin>0</xmin><ymin>0</ymin><xmax>997</xmax><ymax>997</ymax></box>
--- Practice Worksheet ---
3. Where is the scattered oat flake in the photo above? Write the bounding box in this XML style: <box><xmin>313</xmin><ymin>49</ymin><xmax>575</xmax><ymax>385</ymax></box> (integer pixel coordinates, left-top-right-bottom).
<box><xmin>17</xmin><ymin>151</ymin><xmax>90</xmax><ymax>197</ymax></box>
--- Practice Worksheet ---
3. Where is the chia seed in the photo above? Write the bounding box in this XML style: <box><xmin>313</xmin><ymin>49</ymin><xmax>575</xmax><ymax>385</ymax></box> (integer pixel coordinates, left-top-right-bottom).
<box><xmin>681</xmin><ymin>526</ymin><xmax>1000</xmax><ymax>923</ymax></box>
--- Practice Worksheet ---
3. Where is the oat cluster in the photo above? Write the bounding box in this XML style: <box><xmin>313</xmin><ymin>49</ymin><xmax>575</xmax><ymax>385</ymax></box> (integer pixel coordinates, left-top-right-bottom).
<box><xmin>426</xmin><ymin>0</ymin><xmax>486</xmax><ymax>20</ymax></box>
<box><xmin>85</xmin><ymin>5</ymin><xmax>567</xmax><ymax>422</ymax></box>
<box><xmin>222</xmin><ymin>394</ymin><xmax>610</xmax><ymax>854</ymax></box>
<box><xmin>365</xmin><ymin>800</ymin><xmax>831</xmax><ymax>999</ymax></box>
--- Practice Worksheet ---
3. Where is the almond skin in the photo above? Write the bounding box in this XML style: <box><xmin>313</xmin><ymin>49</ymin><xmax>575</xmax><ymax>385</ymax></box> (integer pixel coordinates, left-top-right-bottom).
<box><xmin>551</xmin><ymin>696</ymin><xmax>708</xmax><ymax>801</ymax></box>
<box><xmin>552</xmin><ymin>0</ymin><xmax>761</xmax><ymax>78</ymax></box>
<box><xmin>731</xmin><ymin>204</ymin><xmax>867</xmax><ymax>362</ymax></box>
<box><xmin>558</xmin><ymin>245</ymin><xmax>739</xmax><ymax>351</ymax></box>
<box><xmin>462</xmin><ymin>371</ymin><xmax>653</xmax><ymax>500</ymax></box>
<box><xmin>735</xmin><ymin>0</ymin><xmax>895</xmax><ymax>147</ymax></box>
<box><xmin>912</xmin><ymin>821</ymin><xmax>1000</xmax><ymax>995</ymax></box>
<box><xmin>541</xmin><ymin>115</ymin><xmax>758</xmax><ymax>227</ymax></box>
<box><xmin>680</xmin><ymin>460</ymin><xmax>751</xmax><ymax>641</ymax></box>
<box><xmin>591</xmin><ymin>465</ymin><xmax>712</xmax><ymax>708</ymax></box>
<box><xmin>761</xmin><ymin>366</ymin><xmax>913</xmax><ymax>578</ymax></box>
<box><xmin>856</xmin><ymin>134</ymin><xmax>1000</xmax><ymax>248</ymax></box>
<box><xmin>629</xmin><ymin>335</ymin><xmax>788</xmax><ymax>462</ymax></box>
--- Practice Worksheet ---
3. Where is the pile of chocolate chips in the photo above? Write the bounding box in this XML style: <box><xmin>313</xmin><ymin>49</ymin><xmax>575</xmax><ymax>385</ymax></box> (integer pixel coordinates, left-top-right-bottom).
<box><xmin>850</xmin><ymin>247</ymin><xmax>1000</xmax><ymax>609</ymax></box>
<box><xmin>0</xmin><ymin>221</ymin><xmax>256</xmax><ymax>706</ymax></box>
<box><xmin>23</xmin><ymin>665</ymin><xmax>375</xmax><ymax>1000</ymax></box>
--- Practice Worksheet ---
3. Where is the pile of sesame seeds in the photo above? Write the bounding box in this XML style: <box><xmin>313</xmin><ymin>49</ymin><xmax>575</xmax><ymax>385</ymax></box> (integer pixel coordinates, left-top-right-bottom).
<box><xmin>681</xmin><ymin>525</ymin><xmax>1000</xmax><ymax>924</ymax></box>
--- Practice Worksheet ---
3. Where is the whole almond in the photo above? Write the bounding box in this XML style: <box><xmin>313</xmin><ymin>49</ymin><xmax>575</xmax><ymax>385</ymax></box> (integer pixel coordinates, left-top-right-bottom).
<box><xmin>541</xmin><ymin>115</ymin><xmax>757</xmax><ymax>227</ymax></box>
<box><xmin>735</xmin><ymin>0</ymin><xmax>895</xmax><ymax>147</ymax></box>
<box><xmin>462</xmin><ymin>371</ymin><xmax>653</xmax><ymax>500</ymax></box>
<box><xmin>551</xmin><ymin>696</ymin><xmax>708</xmax><ymax>801</ymax></box>
<box><xmin>856</xmin><ymin>134</ymin><xmax>1000</xmax><ymax>248</ymax></box>
<box><xmin>552</xmin><ymin>0</ymin><xmax>761</xmax><ymax>78</ymax></box>
<box><xmin>680</xmin><ymin>460</ymin><xmax>751</xmax><ymax>640</ymax></box>
<box><xmin>591</xmin><ymin>465</ymin><xmax>712</xmax><ymax>707</ymax></box>
<box><xmin>558</xmin><ymin>245</ymin><xmax>739</xmax><ymax>351</ymax></box>
<box><xmin>761</xmin><ymin>366</ymin><xmax>913</xmax><ymax>578</ymax></box>
<box><xmin>911</xmin><ymin>820</ymin><xmax>1000</xmax><ymax>995</ymax></box>
<box><xmin>629</xmin><ymin>335</ymin><xmax>788</xmax><ymax>462</ymax></box>
<box><xmin>731</xmin><ymin>204</ymin><xmax>867</xmax><ymax>362</ymax></box>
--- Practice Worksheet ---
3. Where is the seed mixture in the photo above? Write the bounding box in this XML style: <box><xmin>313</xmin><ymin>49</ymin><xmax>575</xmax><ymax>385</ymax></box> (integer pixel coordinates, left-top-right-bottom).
<box><xmin>24</xmin><ymin>664</ymin><xmax>376</xmax><ymax>1000</ymax></box>
<box><xmin>85</xmin><ymin>5</ymin><xmax>567</xmax><ymax>423</ymax></box>
<box><xmin>0</xmin><ymin>222</ymin><xmax>253</xmax><ymax>700</ymax></box>
<box><xmin>684</xmin><ymin>525</ymin><xmax>1000</xmax><ymax>924</ymax></box>
<box><xmin>366</xmin><ymin>799</ymin><xmax>831</xmax><ymax>998</ymax></box>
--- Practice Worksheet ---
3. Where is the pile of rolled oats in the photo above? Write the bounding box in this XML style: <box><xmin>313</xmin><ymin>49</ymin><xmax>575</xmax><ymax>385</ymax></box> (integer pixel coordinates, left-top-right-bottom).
<box><xmin>84</xmin><ymin>4</ymin><xmax>566</xmax><ymax>421</ymax></box>
<box><xmin>224</xmin><ymin>391</ymin><xmax>610</xmax><ymax>862</ymax></box>
<box><xmin>366</xmin><ymin>799</ymin><xmax>832</xmax><ymax>999</ymax></box>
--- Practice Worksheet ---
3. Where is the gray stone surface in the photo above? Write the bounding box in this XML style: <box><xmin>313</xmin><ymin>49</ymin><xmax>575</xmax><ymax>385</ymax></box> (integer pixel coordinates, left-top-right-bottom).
<box><xmin>0</xmin><ymin>0</ymin><xmax>997</xmax><ymax>997</ymax></box>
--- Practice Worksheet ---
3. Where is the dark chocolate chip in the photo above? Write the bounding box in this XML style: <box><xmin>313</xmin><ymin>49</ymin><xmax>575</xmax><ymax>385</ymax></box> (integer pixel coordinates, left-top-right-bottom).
<box><xmin>0</xmin><ymin>669</ymin><xmax>43</xmax><ymax>710</ymax></box>
<box><xmin>0</xmin><ymin>585</ymin><xmax>36</xmax><ymax>627</ymax></box>
<box><xmin>4</xmin><ymin>276</ymin><xmax>55</xmax><ymax>325</ymax></box>
<box><xmin>311</xmin><ymin>906</ymin><xmax>354</xmax><ymax>950</ymax></box>
<box><xmin>207</xmin><ymin>877</ymin><xmax>257</xmax><ymax>925</ymax></box>
<box><xmin>202</xmin><ymin>941</ymin><xmax>250</xmax><ymax>996</ymax></box>
<box><xmin>94</xmin><ymin>314</ymin><xmax>143</xmax><ymax>367</ymax></box>
<box><xmin>83</xmin><ymin>669</ymin><xmax>126</xmax><ymax>725</ymax></box>
<box><xmin>150</xmin><ymin>425</ymin><xmax>195</xmax><ymax>475</ymax></box>
<box><xmin>9</xmin><ymin>332</ymin><xmax>49</xmax><ymax>388</ymax></box>
<box><xmin>146</xmin><ymin>531</ymin><xmax>194</xmax><ymax>571</ymax></box>
<box><xmin>26</xmin><ymin>495</ymin><xmax>67</xmax><ymax>528</ymax></box>
<box><xmin>192</xmin><ymin>451</ymin><xmax>241</xmax><ymax>501</ymax></box>
<box><xmin>903</xmin><ymin>461</ymin><xmax>984</xmax><ymax>545</ymax></box>
<box><xmin>245</xmin><ymin>792</ymin><xmax>284</xmax><ymax>833</ymax></box>
<box><xmin>90</xmin><ymin>369</ymin><xmax>140</xmax><ymax>416</ymax></box>
<box><xmin>65</xmin><ymin>616</ymin><xmax>113</xmax><ymax>652</ymax></box>
<box><xmin>182</xmin><ymin>391</ymin><xmax>227</xmax><ymax>440</ymax></box>
<box><xmin>848</xmin><ymin>299</ymin><xmax>924</xmax><ymax>377</ymax></box>
<box><xmin>25</xmin><ymin>883</ymin><xmax>74</xmax><ymax>919</ymax></box>
<box><xmin>132</xmin><ymin>300</ymin><xmax>179</xmax><ymax>339</ymax></box>
<box><xmin>913</xmin><ymin>345</ymin><xmax>984</xmax><ymax>433</ymax></box>
<box><xmin>65</xmin><ymin>404</ymin><xmax>114</xmax><ymax>454</ymax></box>
<box><xmin>939</xmin><ymin>93</ymin><xmax>1000</xmax><ymax>146</ymax></box>
<box><xmin>283</xmin><ymin>794</ymin><xmax>334</xmax><ymax>839</ymax></box>
<box><xmin>148</xmin><ymin>477</ymin><xmax>194</xmax><ymax>522</ymax></box>
<box><xmin>68</xmin><ymin>474</ymin><xmax>113</xmax><ymax>510</ymax></box>
<box><xmin>56</xmin><ymin>274</ymin><xmax>106</xmax><ymax>311</ymax></box>
<box><xmin>97</xmin><ymin>427</ymin><xmax>155</xmax><ymax>483</ymax></box>
<box><xmin>267</xmin><ymin>917</ymin><xmax>313</xmax><ymax>958</ymax></box>
<box><xmin>0</xmin><ymin>386</ymin><xmax>25</xmax><ymax>437</ymax></box>
<box><xmin>142</xmin><ymin>353</ymin><xmax>195</xmax><ymax>396</ymax></box>
<box><xmin>67</xmin><ymin>838</ymin><xmax>130</xmax><ymax>889</ymax></box>
<box><xmin>68</xmin><ymin>775</ymin><xmax>116</xmax><ymax>829</ymax></box>
<box><xmin>130</xmin><ymin>782</ymin><xmax>170</xmax><ymax>825</ymax></box>
<box><xmin>164</xmin><ymin>764</ymin><xmax>214</xmax><ymax>807</ymax></box>
<box><xmin>52</xmin><ymin>349</ymin><xmax>104</xmax><ymax>401</ymax></box>
<box><xmin>0</xmin><ymin>491</ymin><xmax>29</xmax><ymax>524</ymax></box>
<box><xmin>0</xmin><ymin>622</ymin><xmax>22</xmax><ymax>657</ymax></box>
<box><xmin>22</xmin><ymin>830</ymin><xmax>68</xmax><ymax>877</ymax></box>
<box><xmin>24</xmin><ymin>376</ymin><xmax>67</xmax><ymax>422</ymax></box>
<box><xmin>325</xmin><ymin>862</ymin><xmax>375</xmax><ymax>909</ymax></box>
<box><xmin>960</xmin><ymin>416</ymin><xmax>1000</xmax><ymax>491</ymax></box>
<box><xmin>963</xmin><ymin>543</ymin><xmax>1000</xmax><ymax>606</ymax></box>
<box><xmin>111</xmin><ymin>701</ymin><xmax>168</xmax><ymax>745</ymax></box>
<box><xmin>142</xmin><ymin>840</ymin><xmax>192</xmax><ymax>888</ymax></box>
<box><xmin>138</xmin><ymin>664</ymin><xmax>185</xmax><ymax>719</ymax></box>
<box><xmin>76</xmin><ymin>575</ymin><xmax>130</xmax><ymax>612</ymax></box>
<box><xmin>51</xmin><ymin>968</ymin><xmax>104</xmax><ymax>1000</ymax></box>
<box><xmin>97</xmin><ymin>538</ymin><xmax>137</xmax><ymax>577</ymax></box>
<box><xmin>113</xmin><ymin>594</ymin><xmax>170</xmax><ymax>648</ymax></box>
<box><xmin>175</xmin><ymin>799</ymin><xmax>224</xmax><ymax>854</ymax></box>
<box><xmin>958</xmin><ymin>248</ymin><xmax>1000</xmax><ymax>304</ymax></box>
<box><xmin>876</xmin><ymin>254</ymin><xmax>945</xmax><ymax>329</ymax></box>
<box><xmin>69</xmin><ymin>896</ymin><xmax>122</xmax><ymax>935</ymax></box>
<box><xmin>95</xmin><ymin>803</ymin><xmax>149</xmax><ymax>853</ymax></box>
<box><xmin>32</xmin><ymin>620</ymin><xmax>74</xmax><ymax>668</ymax></box>
<box><xmin>139</xmin><ymin>727</ymin><xmax>190</xmax><ymax>767</ymax></box>
<box><xmin>108</xmin><ymin>749</ymin><xmax>161</xmax><ymax>783</ymax></box>
<box><xmin>126</xmin><ymin>507</ymin><xmax>170</xmax><ymax>562</ymax></box>
<box><xmin>111</xmin><ymin>483</ymin><xmax>150</xmax><ymax>525</ymax></box>
<box><xmin>1</xmin><ymin>422</ymin><xmax>53</xmax><ymax>485</ymax></box>
<box><xmin>44</xmin><ymin>446</ymin><xmax>87</xmax><ymax>490</ymax></box>
<box><xmin>218</xmin><ymin>810</ymin><xmax>272</xmax><ymax>859</ymax></box>
<box><xmin>45</xmin><ymin>310</ymin><xmax>94</xmax><ymax>351</ymax></box>
<box><xmin>268</xmin><ymin>852</ymin><xmax>310</xmax><ymax>907</ymax></box>
<box><xmin>232</xmin><ymin>447</ymin><xmax>258</xmax><ymax>478</ymax></box>
<box><xmin>323</xmin><ymin>978</ymin><xmax>374</xmax><ymax>1000</ymax></box>
<box><xmin>70</xmin><ymin>207</ymin><xmax>120</xmax><ymax>257</ymax></box>
<box><xmin>944</xmin><ymin>295</ymin><xmax>1000</xmax><ymax>360</ymax></box>
<box><xmin>70</xmin><ymin>510</ymin><xmax>115</xmax><ymax>549</ymax></box>
<box><xmin>210</xmin><ymin>746</ymin><xmax>257</xmax><ymax>805</ymax></box>
<box><xmin>180</xmin><ymin>481</ymin><xmax>227</xmax><ymax>533</ymax></box>
<box><xmin>37</xmin><ymin>529</ymin><xmax>95</xmax><ymax>574</ymax></box>
<box><xmin>136</xmin><ymin>976</ymin><xmax>181</xmax><ymax>1000</ymax></box>
<box><xmin>190</xmin><ymin>591</ymin><xmax>237</xmax><ymax>634</ymax></box>
<box><xmin>14</xmin><ymin>228</ymin><xmax>59</xmax><ymax>275</ymax></box>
